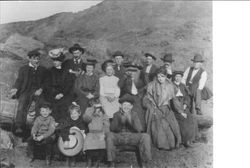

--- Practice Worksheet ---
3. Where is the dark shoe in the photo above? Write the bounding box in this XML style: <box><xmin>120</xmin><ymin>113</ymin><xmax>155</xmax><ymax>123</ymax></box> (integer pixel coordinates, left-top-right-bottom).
<box><xmin>15</xmin><ymin>127</ymin><xmax>23</xmax><ymax>134</ymax></box>
<box><xmin>108</xmin><ymin>161</ymin><xmax>115</xmax><ymax>168</ymax></box>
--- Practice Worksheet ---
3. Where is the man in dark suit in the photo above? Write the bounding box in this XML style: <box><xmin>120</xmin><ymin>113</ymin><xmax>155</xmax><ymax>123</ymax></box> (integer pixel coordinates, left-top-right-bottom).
<box><xmin>63</xmin><ymin>43</ymin><xmax>86</xmax><ymax>81</ymax></box>
<box><xmin>112</xmin><ymin>51</ymin><xmax>126</xmax><ymax>80</ymax></box>
<box><xmin>10</xmin><ymin>50</ymin><xmax>47</xmax><ymax>134</ymax></box>
<box><xmin>106</xmin><ymin>95</ymin><xmax>152</xmax><ymax>168</ymax></box>
<box><xmin>140</xmin><ymin>53</ymin><xmax>158</xmax><ymax>86</ymax></box>
<box><xmin>160</xmin><ymin>53</ymin><xmax>175</xmax><ymax>80</ymax></box>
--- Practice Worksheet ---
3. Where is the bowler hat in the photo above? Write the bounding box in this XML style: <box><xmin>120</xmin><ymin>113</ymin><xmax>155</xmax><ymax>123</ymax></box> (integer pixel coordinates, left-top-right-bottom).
<box><xmin>28</xmin><ymin>50</ymin><xmax>41</xmax><ymax>58</ymax></box>
<box><xmin>85</xmin><ymin>59</ymin><xmax>98</xmax><ymax>66</ymax></box>
<box><xmin>161</xmin><ymin>53</ymin><xmax>174</xmax><ymax>63</ymax></box>
<box><xmin>112</xmin><ymin>51</ymin><xmax>124</xmax><ymax>58</ymax></box>
<box><xmin>101</xmin><ymin>59</ymin><xmax>115</xmax><ymax>72</ymax></box>
<box><xmin>124</xmin><ymin>62</ymin><xmax>143</xmax><ymax>71</ymax></box>
<box><xmin>58</xmin><ymin>127</ymin><xmax>84</xmax><ymax>157</ymax></box>
<box><xmin>49</xmin><ymin>48</ymin><xmax>66</xmax><ymax>62</ymax></box>
<box><xmin>191</xmin><ymin>53</ymin><xmax>204</xmax><ymax>62</ymax></box>
<box><xmin>144</xmin><ymin>53</ymin><xmax>156</xmax><ymax>60</ymax></box>
<box><xmin>173</xmin><ymin>70</ymin><xmax>184</xmax><ymax>77</ymax></box>
<box><xmin>69</xmin><ymin>43</ymin><xmax>85</xmax><ymax>54</ymax></box>
<box><xmin>119</xmin><ymin>94</ymin><xmax>135</xmax><ymax>105</ymax></box>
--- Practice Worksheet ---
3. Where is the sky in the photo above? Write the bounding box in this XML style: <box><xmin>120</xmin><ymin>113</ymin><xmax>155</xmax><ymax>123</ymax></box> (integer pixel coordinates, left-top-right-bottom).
<box><xmin>0</xmin><ymin>1</ymin><xmax>102</xmax><ymax>24</ymax></box>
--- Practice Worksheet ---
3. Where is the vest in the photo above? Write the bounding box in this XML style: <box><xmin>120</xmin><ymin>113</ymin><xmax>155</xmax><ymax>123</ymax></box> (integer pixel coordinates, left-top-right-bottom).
<box><xmin>186</xmin><ymin>67</ymin><xmax>204</xmax><ymax>95</ymax></box>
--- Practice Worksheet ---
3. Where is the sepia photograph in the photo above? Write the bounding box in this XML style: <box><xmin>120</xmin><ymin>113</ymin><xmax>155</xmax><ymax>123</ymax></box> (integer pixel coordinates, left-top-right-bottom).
<box><xmin>0</xmin><ymin>1</ymin><xmax>213</xmax><ymax>168</ymax></box>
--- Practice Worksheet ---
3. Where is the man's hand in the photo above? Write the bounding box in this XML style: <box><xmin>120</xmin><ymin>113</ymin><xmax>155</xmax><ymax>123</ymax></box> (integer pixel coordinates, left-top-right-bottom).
<box><xmin>34</xmin><ymin>88</ymin><xmax>43</xmax><ymax>96</ymax></box>
<box><xmin>183</xmin><ymin>104</ymin><xmax>187</xmax><ymax>110</ymax></box>
<box><xmin>9</xmin><ymin>88</ymin><xmax>18</xmax><ymax>97</ymax></box>
<box><xmin>181</xmin><ymin>112</ymin><xmax>187</xmax><ymax>119</ymax></box>
<box><xmin>35</xmin><ymin>135</ymin><xmax>44</xmax><ymax>141</ymax></box>
<box><xmin>55</xmin><ymin>93</ymin><xmax>64</xmax><ymax>100</ymax></box>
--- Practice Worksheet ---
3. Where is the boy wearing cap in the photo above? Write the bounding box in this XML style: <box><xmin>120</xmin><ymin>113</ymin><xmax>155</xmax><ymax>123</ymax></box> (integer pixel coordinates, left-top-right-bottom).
<box><xmin>106</xmin><ymin>94</ymin><xmax>152</xmax><ymax>168</ymax></box>
<box><xmin>112</xmin><ymin>51</ymin><xmax>126</xmax><ymax>80</ymax></box>
<box><xmin>182</xmin><ymin>54</ymin><xmax>208</xmax><ymax>115</ymax></box>
<box><xmin>63</xmin><ymin>43</ymin><xmax>86</xmax><ymax>80</ymax></box>
<box><xmin>10</xmin><ymin>50</ymin><xmax>47</xmax><ymax>134</ymax></box>
<box><xmin>27</xmin><ymin>102</ymin><xmax>56</xmax><ymax>165</ymax></box>
<box><xmin>140</xmin><ymin>53</ymin><xmax>158</xmax><ymax>86</ymax></box>
<box><xmin>43</xmin><ymin>50</ymin><xmax>75</xmax><ymax>122</ymax></box>
<box><xmin>74</xmin><ymin>59</ymin><xmax>100</xmax><ymax>115</ymax></box>
<box><xmin>160</xmin><ymin>53</ymin><xmax>175</xmax><ymax>80</ymax></box>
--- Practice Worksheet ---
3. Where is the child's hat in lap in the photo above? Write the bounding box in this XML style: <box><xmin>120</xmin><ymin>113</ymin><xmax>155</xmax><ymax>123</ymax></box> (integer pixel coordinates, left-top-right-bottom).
<box><xmin>58</xmin><ymin>127</ymin><xmax>84</xmax><ymax>157</ymax></box>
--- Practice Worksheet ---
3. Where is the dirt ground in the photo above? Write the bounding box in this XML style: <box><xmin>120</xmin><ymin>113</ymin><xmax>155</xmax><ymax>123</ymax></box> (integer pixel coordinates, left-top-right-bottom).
<box><xmin>0</xmin><ymin>100</ymin><xmax>213</xmax><ymax>168</ymax></box>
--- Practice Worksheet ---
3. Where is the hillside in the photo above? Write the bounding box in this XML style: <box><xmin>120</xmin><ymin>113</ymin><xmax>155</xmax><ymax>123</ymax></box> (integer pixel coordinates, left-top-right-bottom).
<box><xmin>0</xmin><ymin>0</ymin><xmax>212</xmax><ymax>91</ymax></box>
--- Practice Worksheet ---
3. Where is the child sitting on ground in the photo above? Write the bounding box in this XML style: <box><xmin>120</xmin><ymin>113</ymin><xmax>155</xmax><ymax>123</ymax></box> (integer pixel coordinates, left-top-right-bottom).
<box><xmin>83</xmin><ymin>103</ymin><xmax>110</xmax><ymax>168</ymax></box>
<box><xmin>57</xmin><ymin>102</ymin><xmax>88</xmax><ymax>167</ymax></box>
<box><xmin>27</xmin><ymin>102</ymin><xmax>56</xmax><ymax>166</ymax></box>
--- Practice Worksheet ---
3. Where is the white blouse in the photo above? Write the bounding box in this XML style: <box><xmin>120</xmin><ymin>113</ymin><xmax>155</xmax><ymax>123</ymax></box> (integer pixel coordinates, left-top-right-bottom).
<box><xmin>99</xmin><ymin>75</ymin><xmax>120</xmax><ymax>97</ymax></box>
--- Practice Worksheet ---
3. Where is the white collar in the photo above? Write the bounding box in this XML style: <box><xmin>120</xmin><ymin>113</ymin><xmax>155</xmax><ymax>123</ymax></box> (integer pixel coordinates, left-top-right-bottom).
<box><xmin>174</xmin><ymin>81</ymin><xmax>181</xmax><ymax>85</ymax></box>
<box><xmin>55</xmin><ymin>66</ymin><xmax>62</xmax><ymax>69</ymax></box>
<box><xmin>29</xmin><ymin>62</ymin><xmax>37</xmax><ymax>69</ymax></box>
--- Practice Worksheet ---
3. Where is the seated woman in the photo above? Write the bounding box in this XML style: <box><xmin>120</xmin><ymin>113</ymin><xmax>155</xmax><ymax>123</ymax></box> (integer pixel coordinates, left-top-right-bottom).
<box><xmin>172</xmin><ymin>71</ymin><xmax>198</xmax><ymax>147</ymax></box>
<box><xmin>99</xmin><ymin>60</ymin><xmax>120</xmax><ymax>120</ymax></box>
<box><xmin>74</xmin><ymin>59</ymin><xmax>100</xmax><ymax>115</ymax></box>
<box><xmin>83</xmin><ymin>103</ymin><xmax>110</xmax><ymax>168</ymax></box>
<box><xmin>143</xmin><ymin>67</ymin><xmax>182</xmax><ymax>150</ymax></box>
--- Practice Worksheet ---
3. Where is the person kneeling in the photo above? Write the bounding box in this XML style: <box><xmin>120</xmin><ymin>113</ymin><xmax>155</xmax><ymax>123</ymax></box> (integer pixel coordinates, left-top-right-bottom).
<box><xmin>27</xmin><ymin>102</ymin><xmax>56</xmax><ymax>166</ymax></box>
<box><xmin>106</xmin><ymin>94</ymin><xmax>152</xmax><ymax>168</ymax></box>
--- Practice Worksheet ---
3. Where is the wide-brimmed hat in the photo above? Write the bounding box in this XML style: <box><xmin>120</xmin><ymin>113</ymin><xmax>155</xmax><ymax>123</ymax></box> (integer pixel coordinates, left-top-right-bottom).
<box><xmin>69</xmin><ymin>43</ymin><xmax>85</xmax><ymax>54</ymax></box>
<box><xmin>49</xmin><ymin>48</ymin><xmax>66</xmax><ymax>62</ymax></box>
<box><xmin>28</xmin><ymin>50</ymin><xmax>41</xmax><ymax>58</ymax></box>
<box><xmin>191</xmin><ymin>53</ymin><xmax>204</xmax><ymax>62</ymax></box>
<box><xmin>119</xmin><ymin>94</ymin><xmax>135</xmax><ymax>105</ymax></box>
<box><xmin>58</xmin><ymin>127</ymin><xmax>84</xmax><ymax>157</ymax></box>
<box><xmin>101</xmin><ymin>59</ymin><xmax>115</xmax><ymax>72</ymax></box>
<box><xmin>161</xmin><ymin>53</ymin><xmax>174</xmax><ymax>63</ymax></box>
<box><xmin>112</xmin><ymin>51</ymin><xmax>124</xmax><ymax>58</ymax></box>
<box><xmin>85</xmin><ymin>59</ymin><xmax>98</xmax><ymax>66</ymax></box>
<box><xmin>144</xmin><ymin>53</ymin><xmax>156</xmax><ymax>60</ymax></box>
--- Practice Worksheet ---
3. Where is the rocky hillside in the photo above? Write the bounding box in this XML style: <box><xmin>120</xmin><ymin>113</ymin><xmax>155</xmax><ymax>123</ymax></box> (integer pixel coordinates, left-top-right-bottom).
<box><xmin>0</xmin><ymin>0</ymin><xmax>212</xmax><ymax>93</ymax></box>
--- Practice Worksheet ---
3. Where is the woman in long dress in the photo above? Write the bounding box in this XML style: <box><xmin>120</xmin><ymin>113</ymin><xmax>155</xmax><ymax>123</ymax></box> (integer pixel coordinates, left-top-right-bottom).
<box><xmin>99</xmin><ymin>60</ymin><xmax>120</xmax><ymax>119</ymax></box>
<box><xmin>74</xmin><ymin>59</ymin><xmax>100</xmax><ymax>115</ymax></box>
<box><xmin>172</xmin><ymin>71</ymin><xmax>198</xmax><ymax>147</ymax></box>
<box><xmin>143</xmin><ymin>68</ymin><xmax>183</xmax><ymax>150</ymax></box>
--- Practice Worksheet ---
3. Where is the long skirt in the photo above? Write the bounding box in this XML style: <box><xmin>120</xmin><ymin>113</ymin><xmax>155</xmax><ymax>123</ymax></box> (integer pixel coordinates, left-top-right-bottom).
<box><xmin>145</xmin><ymin>105</ymin><xmax>181</xmax><ymax>150</ymax></box>
<box><xmin>174</xmin><ymin>109</ymin><xmax>198</xmax><ymax>144</ymax></box>
<box><xmin>83</xmin><ymin>132</ymin><xmax>106</xmax><ymax>151</ymax></box>
<box><xmin>99</xmin><ymin>96</ymin><xmax>120</xmax><ymax>119</ymax></box>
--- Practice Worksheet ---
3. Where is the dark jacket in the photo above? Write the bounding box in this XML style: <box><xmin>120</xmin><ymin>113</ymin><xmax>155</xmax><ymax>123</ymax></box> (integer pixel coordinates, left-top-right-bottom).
<box><xmin>114</xmin><ymin>64</ymin><xmax>126</xmax><ymax>80</ymax></box>
<box><xmin>140</xmin><ymin>64</ymin><xmax>158</xmax><ymax>86</ymax></box>
<box><xmin>43</xmin><ymin>67</ymin><xmax>74</xmax><ymax>102</ymax></box>
<box><xmin>173</xmin><ymin>82</ymin><xmax>191</xmax><ymax>108</ymax></box>
<box><xmin>110</xmin><ymin>110</ymin><xmax>143</xmax><ymax>133</ymax></box>
<box><xmin>118</xmin><ymin>74</ymin><xmax>145</xmax><ymax>97</ymax></box>
<box><xmin>57</xmin><ymin>117</ymin><xmax>88</xmax><ymax>141</ymax></box>
<box><xmin>63</xmin><ymin>58</ymin><xmax>86</xmax><ymax>81</ymax></box>
<box><xmin>13</xmin><ymin>65</ymin><xmax>47</xmax><ymax>98</ymax></box>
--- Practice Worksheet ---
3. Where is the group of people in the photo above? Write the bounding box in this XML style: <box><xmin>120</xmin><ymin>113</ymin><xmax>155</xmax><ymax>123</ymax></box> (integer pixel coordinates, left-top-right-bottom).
<box><xmin>9</xmin><ymin>43</ymin><xmax>211</xmax><ymax>167</ymax></box>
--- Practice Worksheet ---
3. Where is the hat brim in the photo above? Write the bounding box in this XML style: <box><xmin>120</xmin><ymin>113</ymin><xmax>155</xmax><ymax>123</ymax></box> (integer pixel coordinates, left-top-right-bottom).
<box><xmin>161</xmin><ymin>58</ymin><xmax>174</xmax><ymax>62</ymax></box>
<box><xmin>191</xmin><ymin>59</ymin><xmax>204</xmax><ymax>62</ymax></box>
<box><xmin>145</xmin><ymin>54</ymin><xmax>156</xmax><ymax>60</ymax></box>
<box><xmin>58</xmin><ymin>128</ymin><xmax>84</xmax><ymax>156</ymax></box>
<box><xmin>69</xmin><ymin>47</ymin><xmax>85</xmax><ymax>54</ymax></box>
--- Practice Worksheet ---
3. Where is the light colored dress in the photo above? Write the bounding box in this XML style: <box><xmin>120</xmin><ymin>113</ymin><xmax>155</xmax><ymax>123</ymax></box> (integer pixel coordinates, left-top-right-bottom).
<box><xmin>83</xmin><ymin>107</ymin><xmax>110</xmax><ymax>151</ymax></box>
<box><xmin>99</xmin><ymin>75</ymin><xmax>120</xmax><ymax>118</ymax></box>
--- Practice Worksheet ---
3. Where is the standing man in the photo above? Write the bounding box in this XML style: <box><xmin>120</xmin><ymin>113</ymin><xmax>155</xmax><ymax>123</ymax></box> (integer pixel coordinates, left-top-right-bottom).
<box><xmin>112</xmin><ymin>51</ymin><xmax>126</xmax><ymax>80</ymax></box>
<box><xmin>10</xmin><ymin>50</ymin><xmax>47</xmax><ymax>134</ymax></box>
<box><xmin>106</xmin><ymin>94</ymin><xmax>152</xmax><ymax>168</ymax></box>
<box><xmin>160</xmin><ymin>53</ymin><xmax>175</xmax><ymax>80</ymax></box>
<box><xmin>63</xmin><ymin>43</ymin><xmax>86</xmax><ymax>80</ymax></box>
<box><xmin>182</xmin><ymin>54</ymin><xmax>208</xmax><ymax>115</ymax></box>
<box><xmin>140</xmin><ymin>53</ymin><xmax>158</xmax><ymax>86</ymax></box>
